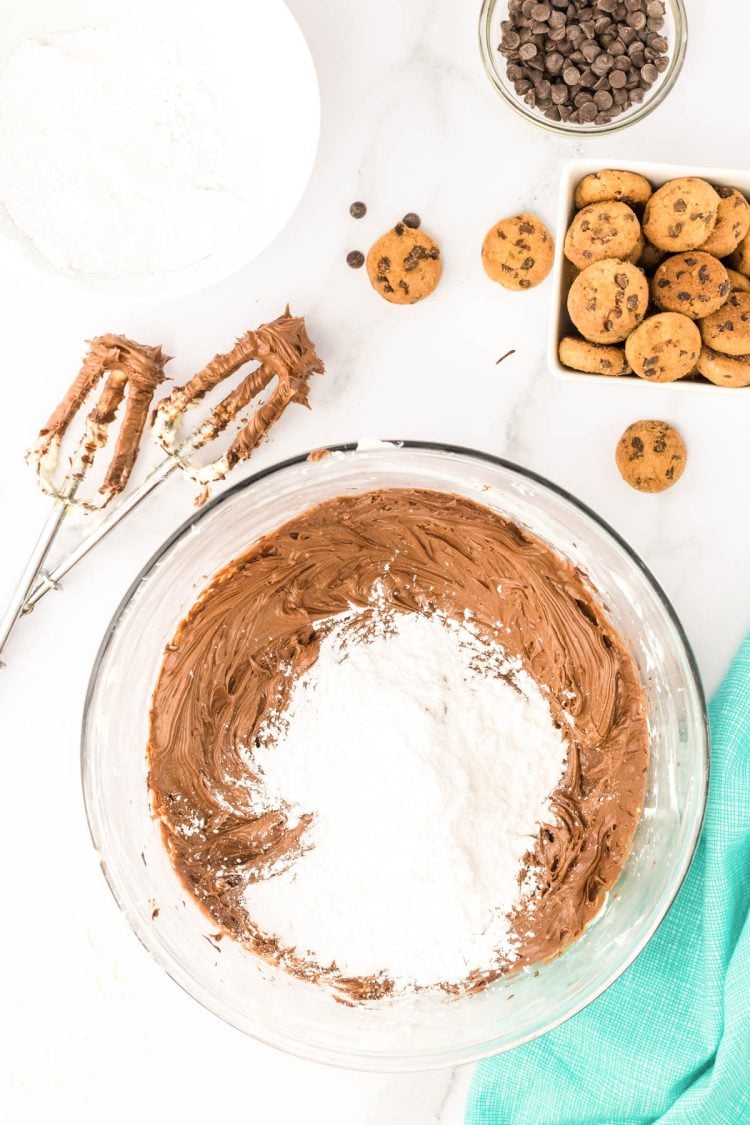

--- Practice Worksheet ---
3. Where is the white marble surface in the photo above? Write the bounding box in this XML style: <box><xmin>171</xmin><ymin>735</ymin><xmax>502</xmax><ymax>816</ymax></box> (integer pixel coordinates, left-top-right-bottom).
<box><xmin>2</xmin><ymin>1</ymin><xmax>750</xmax><ymax>1121</ymax></box>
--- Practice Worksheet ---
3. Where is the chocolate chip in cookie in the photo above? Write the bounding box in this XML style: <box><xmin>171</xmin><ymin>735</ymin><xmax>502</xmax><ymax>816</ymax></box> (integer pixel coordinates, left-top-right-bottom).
<box><xmin>616</xmin><ymin>420</ymin><xmax>687</xmax><ymax>493</ymax></box>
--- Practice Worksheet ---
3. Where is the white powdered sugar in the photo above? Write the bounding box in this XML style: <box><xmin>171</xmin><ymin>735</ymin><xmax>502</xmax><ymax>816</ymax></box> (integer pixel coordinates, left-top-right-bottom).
<box><xmin>0</xmin><ymin>25</ymin><xmax>248</xmax><ymax>275</ymax></box>
<box><xmin>242</xmin><ymin>608</ymin><xmax>568</xmax><ymax>990</ymax></box>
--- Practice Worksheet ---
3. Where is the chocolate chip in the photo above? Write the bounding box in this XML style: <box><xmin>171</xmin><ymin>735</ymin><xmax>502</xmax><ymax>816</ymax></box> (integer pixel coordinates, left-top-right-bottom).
<box><xmin>346</xmin><ymin>250</ymin><xmax>364</xmax><ymax>269</ymax></box>
<box><xmin>402</xmin><ymin>212</ymin><xmax>421</xmax><ymax>229</ymax></box>
<box><xmin>394</xmin><ymin>223</ymin><xmax>405</xmax><ymax>236</ymax></box>
<box><xmin>378</xmin><ymin>256</ymin><xmax>391</xmax><ymax>272</ymax></box>
<box><xmin>653</xmin><ymin>439</ymin><xmax>667</xmax><ymax>452</ymax></box>
<box><xmin>497</xmin><ymin>0</ymin><xmax>671</xmax><ymax>125</ymax></box>
<box><xmin>349</xmin><ymin>201</ymin><xmax>367</xmax><ymax>219</ymax></box>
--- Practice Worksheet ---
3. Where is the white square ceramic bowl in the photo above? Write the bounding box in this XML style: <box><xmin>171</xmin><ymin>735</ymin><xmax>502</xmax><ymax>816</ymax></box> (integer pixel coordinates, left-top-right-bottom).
<box><xmin>548</xmin><ymin>158</ymin><xmax>750</xmax><ymax>395</ymax></box>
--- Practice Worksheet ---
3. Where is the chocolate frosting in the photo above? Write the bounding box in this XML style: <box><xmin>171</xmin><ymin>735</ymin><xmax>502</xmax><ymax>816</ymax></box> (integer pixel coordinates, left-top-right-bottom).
<box><xmin>152</xmin><ymin>309</ymin><xmax>324</xmax><ymax>491</ymax></box>
<box><xmin>28</xmin><ymin>334</ymin><xmax>169</xmax><ymax>507</ymax></box>
<box><xmin>147</xmin><ymin>489</ymin><xmax>648</xmax><ymax>999</ymax></box>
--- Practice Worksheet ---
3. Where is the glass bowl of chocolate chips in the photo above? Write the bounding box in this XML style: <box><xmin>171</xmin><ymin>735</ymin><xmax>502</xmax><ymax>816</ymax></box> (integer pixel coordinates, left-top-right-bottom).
<box><xmin>480</xmin><ymin>0</ymin><xmax>687</xmax><ymax>135</ymax></box>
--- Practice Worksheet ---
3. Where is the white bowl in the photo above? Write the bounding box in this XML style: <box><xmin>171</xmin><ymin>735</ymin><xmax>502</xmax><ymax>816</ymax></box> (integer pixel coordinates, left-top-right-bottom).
<box><xmin>549</xmin><ymin>158</ymin><xmax>750</xmax><ymax>394</ymax></box>
<box><xmin>0</xmin><ymin>0</ymin><xmax>320</xmax><ymax>301</ymax></box>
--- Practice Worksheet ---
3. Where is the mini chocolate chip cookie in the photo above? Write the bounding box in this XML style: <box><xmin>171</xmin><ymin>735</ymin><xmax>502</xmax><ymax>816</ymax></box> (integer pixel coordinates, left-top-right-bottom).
<box><xmin>558</xmin><ymin>336</ymin><xmax>631</xmax><ymax>376</ymax></box>
<box><xmin>625</xmin><ymin>312</ymin><xmax>701</xmax><ymax>382</ymax></box>
<box><xmin>567</xmin><ymin>259</ymin><xmax>649</xmax><ymax>344</ymax></box>
<box><xmin>727</xmin><ymin>268</ymin><xmax>750</xmax><ymax>294</ymax></box>
<box><xmin>698</xmin><ymin>187</ymin><xmax>750</xmax><ymax>258</ymax></box>
<box><xmin>651</xmin><ymin>252</ymin><xmax>730</xmax><ymax>318</ymax></box>
<box><xmin>366</xmin><ymin>224</ymin><xmax>442</xmax><ymax>304</ymax></box>
<box><xmin>699</xmin><ymin>291</ymin><xmax>750</xmax><ymax>356</ymax></box>
<box><xmin>616</xmin><ymin>420</ymin><xmax>687</xmax><ymax>493</ymax></box>
<box><xmin>574</xmin><ymin>170</ymin><xmax>653</xmax><ymax>212</ymax></box>
<box><xmin>564</xmin><ymin>202</ymin><xmax>642</xmax><ymax>270</ymax></box>
<box><xmin>482</xmin><ymin>213</ymin><xmax>554</xmax><ymax>291</ymax></box>
<box><xmin>727</xmin><ymin>231</ymin><xmax>750</xmax><ymax>278</ymax></box>
<box><xmin>642</xmin><ymin>178</ymin><xmax>721</xmax><ymax>252</ymax></box>
<box><xmin>697</xmin><ymin>346</ymin><xmax>750</xmax><ymax>388</ymax></box>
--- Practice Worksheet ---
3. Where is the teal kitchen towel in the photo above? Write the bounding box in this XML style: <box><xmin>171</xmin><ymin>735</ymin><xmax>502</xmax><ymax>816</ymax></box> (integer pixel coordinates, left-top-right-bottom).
<box><xmin>467</xmin><ymin>634</ymin><xmax>750</xmax><ymax>1125</ymax></box>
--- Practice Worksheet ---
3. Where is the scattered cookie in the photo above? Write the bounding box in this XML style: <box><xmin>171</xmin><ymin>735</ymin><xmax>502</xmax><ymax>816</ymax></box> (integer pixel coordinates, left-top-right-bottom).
<box><xmin>699</xmin><ymin>291</ymin><xmax>750</xmax><ymax>356</ymax></box>
<box><xmin>727</xmin><ymin>268</ymin><xmax>750</xmax><ymax>294</ymax></box>
<box><xmin>574</xmin><ymin>170</ymin><xmax>653</xmax><ymax>212</ymax></box>
<box><xmin>642</xmin><ymin>178</ymin><xmax>721</xmax><ymax>252</ymax></box>
<box><xmin>698</xmin><ymin>187</ymin><xmax>750</xmax><ymax>258</ymax></box>
<box><xmin>696</xmin><ymin>346</ymin><xmax>750</xmax><ymax>388</ymax></box>
<box><xmin>482</xmin><ymin>213</ymin><xmax>554</xmax><ymax>291</ymax></box>
<box><xmin>651</xmin><ymin>252</ymin><xmax>730</xmax><ymax>318</ymax></box>
<box><xmin>727</xmin><ymin>231</ymin><xmax>750</xmax><ymax>277</ymax></box>
<box><xmin>564</xmin><ymin>202</ymin><xmax>642</xmax><ymax>270</ymax></box>
<box><xmin>567</xmin><ymin>259</ymin><xmax>649</xmax><ymax>344</ymax></box>
<box><xmin>366</xmin><ymin>223</ymin><xmax>442</xmax><ymax>304</ymax></box>
<box><xmin>625</xmin><ymin>312</ymin><xmax>701</xmax><ymax>382</ymax></box>
<box><xmin>615</xmin><ymin>420</ymin><xmax>687</xmax><ymax>493</ymax></box>
<box><xmin>558</xmin><ymin>336</ymin><xmax>630</xmax><ymax>376</ymax></box>
<box><xmin>638</xmin><ymin>240</ymin><xmax>668</xmax><ymax>274</ymax></box>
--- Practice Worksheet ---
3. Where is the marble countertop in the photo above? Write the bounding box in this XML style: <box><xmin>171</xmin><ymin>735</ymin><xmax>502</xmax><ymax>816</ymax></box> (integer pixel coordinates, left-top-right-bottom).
<box><xmin>2</xmin><ymin>0</ymin><xmax>749</xmax><ymax>1121</ymax></box>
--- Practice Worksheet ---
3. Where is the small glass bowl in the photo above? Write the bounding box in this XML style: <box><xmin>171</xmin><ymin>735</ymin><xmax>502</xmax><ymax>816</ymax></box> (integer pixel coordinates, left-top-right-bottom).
<box><xmin>479</xmin><ymin>0</ymin><xmax>688</xmax><ymax>137</ymax></box>
<box><xmin>82</xmin><ymin>443</ymin><xmax>708</xmax><ymax>1070</ymax></box>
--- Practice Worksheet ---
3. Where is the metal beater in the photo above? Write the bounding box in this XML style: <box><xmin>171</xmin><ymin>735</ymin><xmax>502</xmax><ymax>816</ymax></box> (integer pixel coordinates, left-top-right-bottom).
<box><xmin>17</xmin><ymin>309</ymin><xmax>324</xmax><ymax>623</ymax></box>
<box><xmin>0</xmin><ymin>335</ymin><xmax>168</xmax><ymax>657</ymax></box>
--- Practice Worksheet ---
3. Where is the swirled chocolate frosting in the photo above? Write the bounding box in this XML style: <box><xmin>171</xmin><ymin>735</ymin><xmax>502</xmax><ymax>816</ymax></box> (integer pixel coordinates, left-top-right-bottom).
<box><xmin>147</xmin><ymin>489</ymin><xmax>648</xmax><ymax>1000</ymax></box>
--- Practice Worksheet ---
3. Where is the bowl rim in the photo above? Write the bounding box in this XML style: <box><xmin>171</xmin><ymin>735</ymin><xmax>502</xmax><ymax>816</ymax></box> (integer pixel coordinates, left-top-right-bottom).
<box><xmin>81</xmin><ymin>440</ymin><xmax>710</xmax><ymax>1069</ymax></box>
<box><xmin>478</xmin><ymin>0</ymin><xmax>688</xmax><ymax>138</ymax></box>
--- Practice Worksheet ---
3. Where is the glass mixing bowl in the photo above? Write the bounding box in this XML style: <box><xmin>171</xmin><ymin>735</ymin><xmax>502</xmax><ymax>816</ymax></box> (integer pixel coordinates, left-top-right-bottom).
<box><xmin>479</xmin><ymin>0</ymin><xmax>688</xmax><ymax>137</ymax></box>
<box><xmin>82</xmin><ymin>442</ymin><xmax>708</xmax><ymax>1070</ymax></box>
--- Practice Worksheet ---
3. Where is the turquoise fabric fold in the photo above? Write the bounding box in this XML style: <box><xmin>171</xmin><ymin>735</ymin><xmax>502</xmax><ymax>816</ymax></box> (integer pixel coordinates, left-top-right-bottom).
<box><xmin>467</xmin><ymin>635</ymin><xmax>750</xmax><ymax>1125</ymax></box>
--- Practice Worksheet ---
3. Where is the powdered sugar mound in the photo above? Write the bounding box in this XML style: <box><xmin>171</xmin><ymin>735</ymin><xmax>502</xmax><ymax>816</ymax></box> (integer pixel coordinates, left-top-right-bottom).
<box><xmin>242</xmin><ymin>609</ymin><xmax>568</xmax><ymax>990</ymax></box>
